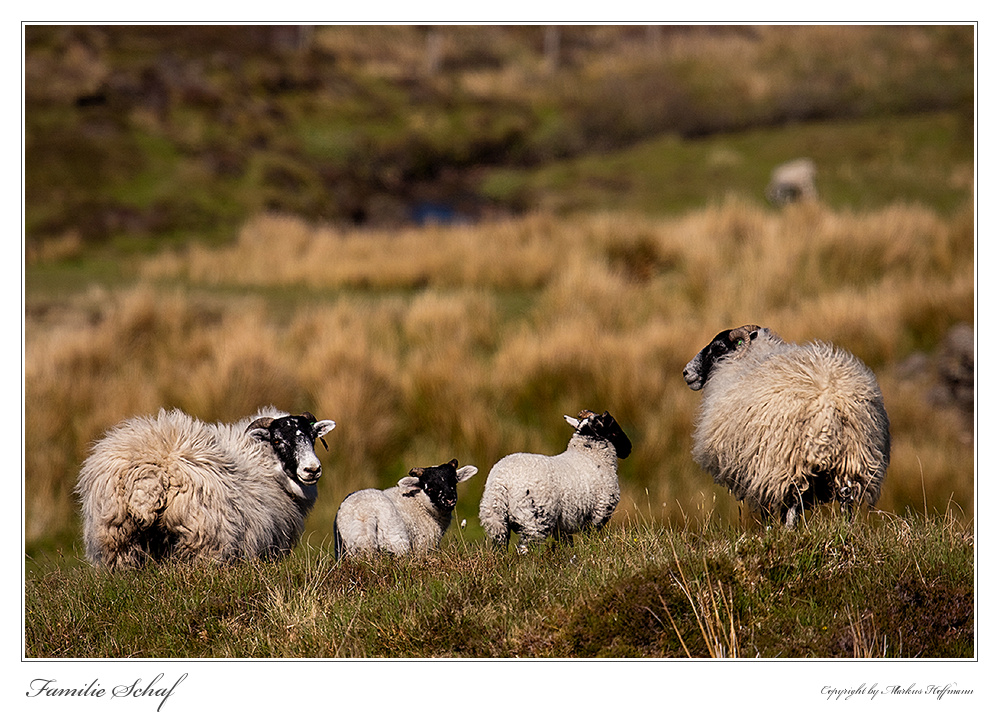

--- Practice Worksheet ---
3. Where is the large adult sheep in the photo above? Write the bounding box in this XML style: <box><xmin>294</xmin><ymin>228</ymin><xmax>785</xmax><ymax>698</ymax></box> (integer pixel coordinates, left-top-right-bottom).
<box><xmin>76</xmin><ymin>407</ymin><xmax>336</xmax><ymax>568</ymax></box>
<box><xmin>683</xmin><ymin>325</ymin><xmax>890</xmax><ymax>527</ymax></box>
<box><xmin>479</xmin><ymin>410</ymin><xmax>632</xmax><ymax>553</ymax></box>
<box><xmin>333</xmin><ymin>458</ymin><xmax>478</xmax><ymax>559</ymax></box>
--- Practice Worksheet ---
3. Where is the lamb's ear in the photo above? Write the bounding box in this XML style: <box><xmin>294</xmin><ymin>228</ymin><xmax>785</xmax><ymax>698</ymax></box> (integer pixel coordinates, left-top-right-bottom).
<box><xmin>456</xmin><ymin>465</ymin><xmax>478</xmax><ymax>484</ymax></box>
<box><xmin>564</xmin><ymin>415</ymin><xmax>581</xmax><ymax>429</ymax></box>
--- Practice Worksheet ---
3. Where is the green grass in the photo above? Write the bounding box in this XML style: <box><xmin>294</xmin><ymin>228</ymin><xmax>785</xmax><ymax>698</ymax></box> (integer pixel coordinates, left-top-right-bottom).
<box><xmin>480</xmin><ymin>112</ymin><xmax>973</xmax><ymax>215</ymax></box>
<box><xmin>25</xmin><ymin>511</ymin><xmax>973</xmax><ymax>658</ymax></box>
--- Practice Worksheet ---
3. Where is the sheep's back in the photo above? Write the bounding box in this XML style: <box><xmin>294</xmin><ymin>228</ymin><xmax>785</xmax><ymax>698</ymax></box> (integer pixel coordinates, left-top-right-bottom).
<box><xmin>78</xmin><ymin>409</ymin><xmax>311</xmax><ymax>562</ymax></box>
<box><xmin>485</xmin><ymin>448</ymin><xmax>619</xmax><ymax>532</ymax></box>
<box><xmin>335</xmin><ymin>489</ymin><xmax>412</xmax><ymax>555</ymax></box>
<box><xmin>694</xmin><ymin>342</ymin><xmax>889</xmax><ymax>505</ymax></box>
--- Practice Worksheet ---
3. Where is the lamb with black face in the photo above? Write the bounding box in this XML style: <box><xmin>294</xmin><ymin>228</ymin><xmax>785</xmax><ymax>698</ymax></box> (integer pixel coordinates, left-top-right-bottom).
<box><xmin>333</xmin><ymin>457</ymin><xmax>479</xmax><ymax>559</ymax></box>
<box><xmin>402</xmin><ymin>459</ymin><xmax>464</xmax><ymax>512</ymax></box>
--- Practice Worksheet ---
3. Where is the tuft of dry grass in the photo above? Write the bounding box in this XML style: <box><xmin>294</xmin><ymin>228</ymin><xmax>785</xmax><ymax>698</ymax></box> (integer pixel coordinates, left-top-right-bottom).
<box><xmin>26</xmin><ymin>199</ymin><xmax>973</xmax><ymax>552</ymax></box>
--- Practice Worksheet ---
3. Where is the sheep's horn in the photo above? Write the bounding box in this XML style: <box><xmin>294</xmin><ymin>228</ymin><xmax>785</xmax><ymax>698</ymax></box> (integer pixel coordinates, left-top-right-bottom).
<box><xmin>409</xmin><ymin>467</ymin><xmax>425</xmax><ymax>478</ymax></box>
<box><xmin>301</xmin><ymin>412</ymin><xmax>318</xmax><ymax>423</ymax></box>
<box><xmin>729</xmin><ymin>325</ymin><xmax>761</xmax><ymax>345</ymax></box>
<box><xmin>246</xmin><ymin>417</ymin><xmax>274</xmax><ymax>433</ymax></box>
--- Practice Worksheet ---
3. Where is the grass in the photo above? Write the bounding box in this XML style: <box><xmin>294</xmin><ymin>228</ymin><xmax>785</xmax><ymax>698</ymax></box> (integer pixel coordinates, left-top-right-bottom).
<box><xmin>482</xmin><ymin>112</ymin><xmax>974</xmax><ymax>216</ymax></box>
<box><xmin>24</xmin><ymin>510</ymin><xmax>973</xmax><ymax>658</ymax></box>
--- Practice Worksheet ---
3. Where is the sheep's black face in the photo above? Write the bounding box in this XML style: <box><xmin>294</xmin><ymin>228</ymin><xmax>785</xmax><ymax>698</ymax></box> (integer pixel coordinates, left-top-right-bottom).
<box><xmin>683</xmin><ymin>325</ymin><xmax>761</xmax><ymax>391</ymax></box>
<box><xmin>574</xmin><ymin>410</ymin><xmax>633</xmax><ymax>459</ymax></box>
<box><xmin>410</xmin><ymin>459</ymin><xmax>461</xmax><ymax>512</ymax></box>
<box><xmin>248</xmin><ymin>413</ymin><xmax>336</xmax><ymax>485</ymax></box>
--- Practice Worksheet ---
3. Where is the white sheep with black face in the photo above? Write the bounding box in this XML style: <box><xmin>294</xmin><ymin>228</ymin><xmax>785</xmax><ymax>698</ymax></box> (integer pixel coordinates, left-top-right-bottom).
<box><xmin>75</xmin><ymin>407</ymin><xmax>336</xmax><ymax>568</ymax></box>
<box><xmin>333</xmin><ymin>458</ymin><xmax>478</xmax><ymax>559</ymax></box>
<box><xmin>478</xmin><ymin>410</ymin><xmax>632</xmax><ymax>553</ymax></box>
<box><xmin>683</xmin><ymin>325</ymin><xmax>890</xmax><ymax>527</ymax></box>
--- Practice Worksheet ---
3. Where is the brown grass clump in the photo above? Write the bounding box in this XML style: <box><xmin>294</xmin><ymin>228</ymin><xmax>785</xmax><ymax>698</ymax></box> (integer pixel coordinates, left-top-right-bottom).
<box><xmin>26</xmin><ymin>199</ymin><xmax>973</xmax><ymax>551</ymax></box>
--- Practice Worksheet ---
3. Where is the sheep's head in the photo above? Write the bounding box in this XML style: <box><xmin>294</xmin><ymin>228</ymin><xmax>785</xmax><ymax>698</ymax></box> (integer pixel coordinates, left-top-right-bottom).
<box><xmin>564</xmin><ymin>409</ymin><xmax>633</xmax><ymax>459</ymax></box>
<box><xmin>683</xmin><ymin>325</ymin><xmax>763</xmax><ymax>391</ymax></box>
<box><xmin>247</xmin><ymin>412</ymin><xmax>336</xmax><ymax>485</ymax></box>
<box><xmin>397</xmin><ymin>458</ymin><xmax>478</xmax><ymax>513</ymax></box>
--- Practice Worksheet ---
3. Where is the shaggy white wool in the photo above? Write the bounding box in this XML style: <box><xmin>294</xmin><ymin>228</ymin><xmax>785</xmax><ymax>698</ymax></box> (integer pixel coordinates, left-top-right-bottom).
<box><xmin>76</xmin><ymin>407</ymin><xmax>333</xmax><ymax>568</ymax></box>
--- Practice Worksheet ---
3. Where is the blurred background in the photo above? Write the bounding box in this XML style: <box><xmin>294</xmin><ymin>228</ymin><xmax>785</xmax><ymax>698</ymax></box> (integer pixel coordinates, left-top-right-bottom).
<box><xmin>24</xmin><ymin>25</ymin><xmax>974</xmax><ymax>559</ymax></box>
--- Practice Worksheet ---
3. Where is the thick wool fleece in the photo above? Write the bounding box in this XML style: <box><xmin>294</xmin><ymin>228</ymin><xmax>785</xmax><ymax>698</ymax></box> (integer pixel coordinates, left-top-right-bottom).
<box><xmin>76</xmin><ymin>408</ymin><xmax>316</xmax><ymax>568</ymax></box>
<box><xmin>692</xmin><ymin>333</ymin><xmax>890</xmax><ymax>511</ymax></box>
<box><xmin>479</xmin><ymin>435</ymin><xmax>620</xmax><ymax>551</ymax></box>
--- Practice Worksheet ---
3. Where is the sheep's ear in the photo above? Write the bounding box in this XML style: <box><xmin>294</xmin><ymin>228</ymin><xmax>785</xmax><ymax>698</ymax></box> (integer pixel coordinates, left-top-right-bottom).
<box><xmin>397</xmin><ymin>476</ymin><xmax>422</xmax><ymax>492</ymax></box>
<box><xmin>564</xmin><ymin>415</ymin><xmax>581</xmax><ymax>429</ymax></box>
<box><xmin>313</xmin><ymin>420</ymin><xmax>336</xmax><ymax>438</ymax></box>
<box><xmin>246</xmin><ymin>417</ymin><xmax>273</xmax><ymax>441</ymax></box>
<box><xmin>456</xmin><ymin>465</ymin><xmax>478</xmax><ymax>484</ymax></box>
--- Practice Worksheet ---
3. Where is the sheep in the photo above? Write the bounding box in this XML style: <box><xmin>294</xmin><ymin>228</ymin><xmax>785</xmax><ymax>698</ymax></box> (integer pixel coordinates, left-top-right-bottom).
<box><xmin>683</xmin><ymin>325</ymin><xmax>890</xmax><ymax>527</ymax></box>
<box><xmin>765</xmin><ymin>157</ymin><xmax>817</xmax><ymax>206</ymax></box>
<box><xmin>75</xmin><ymin>407</ymin><xmax>337</xmax><ymax>568</ymax></box>
<box><xmin>333</xmin><ymin>458</ymin><xmax>478</xmax><ymax>559</ymax></box>
<box><xmin>478</xmin><ymin>410</ymin><xmax>632</xmax><ymax>553</ymax></box>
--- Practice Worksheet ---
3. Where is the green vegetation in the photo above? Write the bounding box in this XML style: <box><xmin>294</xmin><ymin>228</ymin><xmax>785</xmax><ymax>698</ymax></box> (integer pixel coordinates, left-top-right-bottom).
<box><xmin>25</xmin><ymin>512</ymin><xmax>972</xmax><ymax>658</ymax></box>
<box><xmin>25</xmin><ymin>25</ymin><xmax>972</xmax><ymax>259</ymax></box>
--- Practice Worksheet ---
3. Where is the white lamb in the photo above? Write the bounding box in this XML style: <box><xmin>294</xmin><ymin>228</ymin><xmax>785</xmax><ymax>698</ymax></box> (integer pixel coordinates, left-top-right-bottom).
<box><xmin>683</xmin><ymin>325</ymin><xmax>890</xmax><ymax>527</ymax></box>
<box><xmin>478</xmin><ymin>410</ymin><xmax>632</xmax><ymax>553</ymax></box>
<box><xmin>333</xmin><ymin>458</ymin><xmax>478</xmax><ymax>559</ymax></box>
<box><xmin>75</xmin><ymin>407</ymin><xmax>336</xmax><ymax>568</ymax></box>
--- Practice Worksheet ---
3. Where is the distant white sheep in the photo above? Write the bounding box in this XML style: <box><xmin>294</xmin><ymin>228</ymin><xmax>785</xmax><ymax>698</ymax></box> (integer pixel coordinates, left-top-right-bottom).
<box><xmin>478</xmin><ymin>410</ymin><xmax>632</xmax><ymax>553</ymax></box>
<box><xmin>76</xmin><ymin>407</ymin><xmax>336</xmax><ymax>568</ymax></box>
<box><xmin>333</xmin><ymin>458</ymin><xmax>478</xmax><ymax>558</ymax></box>
<box><xmin>683</xmin><ymin>325</ymin><xmax>890</xmax><ymax>527</ymax></box>
<box><xmin>765</xmin><ymin>158</ymin><xmax>817</xmax><ymax>206</ymax></box>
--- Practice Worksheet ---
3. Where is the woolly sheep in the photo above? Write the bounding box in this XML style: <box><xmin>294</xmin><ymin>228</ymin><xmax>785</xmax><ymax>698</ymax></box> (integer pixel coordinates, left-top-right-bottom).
<box><xmin>76</xmin><ymin>407</ymin><xmax>336</xmax><ymax>568</ymax></box>
<box><xmin>478</xmin><ymin>410</ymin><xmax>632</xmax><ymax>553</ymax></box>
<box><xmin>683</xmin><ymin>325</ymin><xmax>890</xmax><ymax>527</ymax></box>
<box><xmin>333</xmin><ymin>458</ymin><xmax>478</xmax><ymax>559</ymax></box>
<box><xmin>765</xmin><ymin>157</ymin><xmax>817</xmax><ymax>206</ymax></box>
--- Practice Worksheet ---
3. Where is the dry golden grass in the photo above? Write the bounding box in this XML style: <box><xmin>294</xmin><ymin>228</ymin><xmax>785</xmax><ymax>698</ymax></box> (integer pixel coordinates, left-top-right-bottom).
<box><xmin>26</xmin><ymin>199</ymin><xmax>974</xmax><ymax>551</ymax></box>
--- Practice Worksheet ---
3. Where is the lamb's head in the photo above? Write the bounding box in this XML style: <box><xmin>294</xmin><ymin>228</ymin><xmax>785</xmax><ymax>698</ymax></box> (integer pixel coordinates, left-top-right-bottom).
<box><xmin>397</xmin><ymin>458</ymin><xmax>478</xmax><ymax>513</ymax></box>
<box><xmin>564</xmin><ymin>409</ymin><xmax>632</xmax><ymax>459</ymax></box>
<box><xmin>247</xmin><ymin>412</ymin><xmax>336</xmax><ymax>485</ymax></box>
<box><xmin>683</xmin><ymin>325</ymin><xmax>763</xmax><ymax>391</ymax></box>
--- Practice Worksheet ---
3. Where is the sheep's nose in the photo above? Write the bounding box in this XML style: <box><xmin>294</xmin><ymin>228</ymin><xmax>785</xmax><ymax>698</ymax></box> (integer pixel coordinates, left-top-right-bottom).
<box><xmin>301</xmin><ymin>463</ymin><xmax>321</xmax><ymax>478</ymax></box>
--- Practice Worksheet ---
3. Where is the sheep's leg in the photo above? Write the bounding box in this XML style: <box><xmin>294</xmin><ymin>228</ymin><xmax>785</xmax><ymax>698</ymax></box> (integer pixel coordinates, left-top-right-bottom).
<box><xmin>552</xmin><ymin>528</ymin><xmax>574</xmax><ymax>547</ymax></box>
<box><xmin>838</xmin><ymin>477</ymin><xmax>859</xmax><ymax>522</ymax></box>
<box><xmin>783</xmin><ymin>504</ymin><xmax>800</xmax><ymax>528</ymax></box>
<box><xmin>515</xmin><ymin>528</ymin><xmax>548</xmax><ymax>554</ymax></box>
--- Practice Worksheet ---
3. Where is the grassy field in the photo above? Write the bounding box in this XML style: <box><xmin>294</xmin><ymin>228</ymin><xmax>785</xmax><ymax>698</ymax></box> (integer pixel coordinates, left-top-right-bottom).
<box><xmin>23</xmin><ymin>25</ymin><xmax>975</xmax><ymax>662</ymax></box>
<box><xmin>25</xmin><ymin>511</ymin><xmax>973</xmax><ymax>658</ymax></box>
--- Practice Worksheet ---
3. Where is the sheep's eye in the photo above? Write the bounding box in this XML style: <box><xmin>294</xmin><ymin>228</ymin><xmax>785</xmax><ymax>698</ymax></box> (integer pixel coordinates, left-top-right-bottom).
<box><xmin>736</xmin><ymin>339</ymin><xmax>743</xmax><ymax>346</ymax></box>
